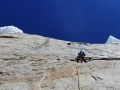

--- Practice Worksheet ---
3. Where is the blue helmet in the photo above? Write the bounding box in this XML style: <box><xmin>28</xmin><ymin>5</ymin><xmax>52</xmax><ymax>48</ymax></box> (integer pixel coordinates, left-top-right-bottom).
<box><xmin>78</xmin><ymin>51</ymin><xmax>85</xmax><ymax>56</ymax></box>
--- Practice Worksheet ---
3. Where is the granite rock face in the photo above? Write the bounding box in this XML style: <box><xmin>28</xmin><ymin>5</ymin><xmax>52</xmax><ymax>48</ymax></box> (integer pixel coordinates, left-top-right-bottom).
<box><xmin>0</xmin><ymin>33</ymin><xmax>120</xmax><ymax>90</ymax></box>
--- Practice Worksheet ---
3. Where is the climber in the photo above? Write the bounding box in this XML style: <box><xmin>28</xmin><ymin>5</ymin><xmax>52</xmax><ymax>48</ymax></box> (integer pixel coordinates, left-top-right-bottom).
<box><xmin>76</xmin><ymin>51</ymin><xmax>87</xmax><ymax>63</ymax></box>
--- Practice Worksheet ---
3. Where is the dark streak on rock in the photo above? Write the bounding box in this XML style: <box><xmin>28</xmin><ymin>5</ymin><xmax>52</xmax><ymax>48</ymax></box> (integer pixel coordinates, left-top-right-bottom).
<box><xmin>91</xmin><ymin>76</ymin><xmax>103</xmax><ymax>81</ymax></box>
<box><xmin>0</xmin><ymin>36</ymin><xmax>17</xmax><ymax>38</ymax></box>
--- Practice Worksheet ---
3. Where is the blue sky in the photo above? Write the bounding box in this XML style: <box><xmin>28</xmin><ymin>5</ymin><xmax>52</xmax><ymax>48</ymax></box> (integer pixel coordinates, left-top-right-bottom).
<box><xmin>0</xmin><ymin>0</ymin><xmax>120</xmax><ymax>43</ymax></box>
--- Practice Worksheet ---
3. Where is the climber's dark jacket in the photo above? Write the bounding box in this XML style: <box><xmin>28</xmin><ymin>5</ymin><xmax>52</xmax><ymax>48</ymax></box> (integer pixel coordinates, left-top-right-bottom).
<box><xmin>77</xmin><ymin>51</ymin><xmax>87</xmax><ymax>63</ymax></box>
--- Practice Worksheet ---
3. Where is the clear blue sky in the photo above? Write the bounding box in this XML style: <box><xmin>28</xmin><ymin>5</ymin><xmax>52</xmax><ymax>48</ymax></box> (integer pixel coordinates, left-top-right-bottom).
<box><xmin>0</xmin><ymin>0</ymin><xmax>120</xmax><ymax>43</ymax></box>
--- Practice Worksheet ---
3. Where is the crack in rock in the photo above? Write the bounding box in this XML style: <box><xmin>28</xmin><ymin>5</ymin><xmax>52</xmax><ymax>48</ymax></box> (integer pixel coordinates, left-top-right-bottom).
<box><xmin>91</xmin><ymin>76</ymin><xmax>103</xmax><ymax>81</ymax></box>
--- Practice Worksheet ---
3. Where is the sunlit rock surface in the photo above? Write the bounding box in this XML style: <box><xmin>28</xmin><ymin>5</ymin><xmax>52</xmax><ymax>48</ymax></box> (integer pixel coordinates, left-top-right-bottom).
<box><xmin>0</xmin><ymin>33</ymin><xmax>120</xmax><ymax>90</ymax></box>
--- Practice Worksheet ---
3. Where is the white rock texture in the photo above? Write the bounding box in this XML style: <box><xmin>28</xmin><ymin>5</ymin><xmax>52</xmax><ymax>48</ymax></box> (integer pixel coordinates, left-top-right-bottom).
<box><xmin>0</xmin><ymin>33</ymin><xmax>120</xmax><ymax>90</ymax></box>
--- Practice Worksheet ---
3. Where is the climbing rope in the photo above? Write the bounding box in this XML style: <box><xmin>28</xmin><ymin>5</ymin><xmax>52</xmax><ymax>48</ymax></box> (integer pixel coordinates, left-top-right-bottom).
<box><xmin>76</xmin><ymin>63</ymin><xmax>81</xmax><ymax>90</ymax></box>
<box><xmin>64</xmin><ymin>63</ymin><xmax>81</xmax><ymax>90</ymax></box>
